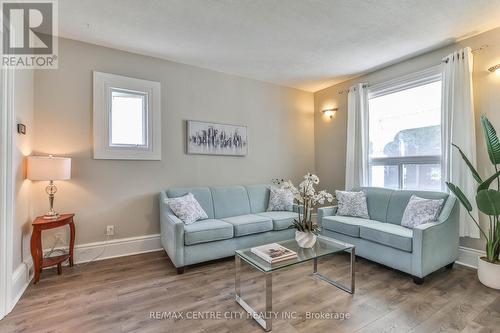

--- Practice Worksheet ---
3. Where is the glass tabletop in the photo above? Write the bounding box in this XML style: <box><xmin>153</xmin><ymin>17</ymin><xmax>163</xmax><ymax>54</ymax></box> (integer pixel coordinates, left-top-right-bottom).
<box><xmin>235</xmin><ymin>235</ymin><xmax>354</xmax><ymax>273</ymax></box>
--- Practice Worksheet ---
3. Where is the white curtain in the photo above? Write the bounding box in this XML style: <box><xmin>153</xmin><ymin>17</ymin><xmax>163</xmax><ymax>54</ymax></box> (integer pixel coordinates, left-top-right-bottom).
<box><xmin>442</xmin><ymin>47</ymin><xmax>480</xmax><ymax>238</ymax></box>
<box><xmin>345</xmin><ymin>83</ymin><xmax>369</xmax><ymax>190</ymax></box>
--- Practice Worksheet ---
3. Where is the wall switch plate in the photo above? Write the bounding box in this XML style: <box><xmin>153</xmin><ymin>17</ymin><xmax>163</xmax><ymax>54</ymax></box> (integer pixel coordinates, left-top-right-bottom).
<box><xmin>106</xmin><ymin>225</ymin><xmax>115</xmax><ymax>236</ymax></box>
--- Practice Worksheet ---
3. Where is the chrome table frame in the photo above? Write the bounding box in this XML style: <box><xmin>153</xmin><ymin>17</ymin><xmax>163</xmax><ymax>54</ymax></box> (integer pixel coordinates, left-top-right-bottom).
<box><xmin>234</xmin><ymin>246</ymin><xmax>355</xmax><ymax>331</ymax></box>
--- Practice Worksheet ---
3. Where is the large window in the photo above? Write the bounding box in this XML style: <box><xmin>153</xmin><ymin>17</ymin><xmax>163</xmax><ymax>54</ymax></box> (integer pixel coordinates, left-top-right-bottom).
<box><xmin>368</xmin><ymin>69</ymin><xmax>442</xmax><ymax>191</ymax></box>
<box><xmin>93</xmin><ymin>72</ymin><xmax>161</xmax><ymax>160</ymax></box>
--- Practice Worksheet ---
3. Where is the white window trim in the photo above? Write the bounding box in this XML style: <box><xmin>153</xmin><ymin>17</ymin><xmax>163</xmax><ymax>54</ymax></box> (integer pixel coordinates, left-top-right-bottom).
<box><xmin>93</xmin><ymin>71</ymin><xmax>161</xmax><ymax>160</ymax></box>
<box><xmin>367</xmin><ymin>66</ymin><xmax>443</xmax><ymax>190</ymax></box>
<box><xmin>368</xmin><ymin>66</ymin><xmax>442</xmax><ymax>99</ymax></box>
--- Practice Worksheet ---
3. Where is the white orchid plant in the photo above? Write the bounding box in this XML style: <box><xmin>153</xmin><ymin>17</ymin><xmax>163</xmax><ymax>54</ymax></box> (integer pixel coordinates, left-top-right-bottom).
<box><xmin>273</xmin><ymin>173</ymin><xmax>334</xmax><ymax>235</ymax></box>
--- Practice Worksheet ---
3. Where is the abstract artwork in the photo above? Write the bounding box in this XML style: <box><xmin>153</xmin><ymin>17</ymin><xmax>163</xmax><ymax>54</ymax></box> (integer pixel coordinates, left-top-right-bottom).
<box><xmin>187</xmin><ymin>120</ymin><xmax>248</xmax><ymax>156</ymax></box>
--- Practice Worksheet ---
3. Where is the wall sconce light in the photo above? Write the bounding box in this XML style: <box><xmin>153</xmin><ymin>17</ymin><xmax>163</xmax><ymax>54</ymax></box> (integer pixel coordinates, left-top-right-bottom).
<box><xmin>322</xmin><ymin>108</ymin><xmax>338</xmax><ymax>119</ymax></box>
<box><xmin>488</xmin><ymin>64</ymin><xmax>500</xmax><ymax>76</ymax></box>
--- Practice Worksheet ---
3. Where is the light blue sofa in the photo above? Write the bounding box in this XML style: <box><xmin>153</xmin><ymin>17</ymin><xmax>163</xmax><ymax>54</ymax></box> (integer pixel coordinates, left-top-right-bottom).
<box><xmin>159</xmin><ymin>185</ymin><xmax>297</xmax><ymax>273</ymax></box>
<box><xmin>318</xmin><ymin>187</ymin><xmax>459</xmax><ymax>284</ymax></box>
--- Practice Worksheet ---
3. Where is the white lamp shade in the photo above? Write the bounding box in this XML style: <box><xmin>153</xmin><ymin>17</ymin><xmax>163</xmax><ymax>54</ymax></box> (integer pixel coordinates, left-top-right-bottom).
<box><xmin>27</xmin><ymin>156</ymin><xmax>71</xmax><ymax>181</ymax></box>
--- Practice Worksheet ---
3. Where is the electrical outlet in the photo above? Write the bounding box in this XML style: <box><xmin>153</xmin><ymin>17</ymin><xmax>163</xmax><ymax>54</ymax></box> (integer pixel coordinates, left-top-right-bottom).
<box><xmin>106</xmin><ymin>225</ymin><xmax>115</xmax><ymax>236</ymax></box>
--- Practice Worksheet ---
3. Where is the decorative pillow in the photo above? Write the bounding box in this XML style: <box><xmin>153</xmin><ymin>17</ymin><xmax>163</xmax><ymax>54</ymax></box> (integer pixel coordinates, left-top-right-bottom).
<box><xmin>166</xmin><ymin>193</ymin><xmax>208</xmax><ymax>225</ymax></box>
<box><xmin>267</xmin><ymin>187</ymin><xmax>294</xmax><ymax>212</ymax></box>
<box><xmin>335</xmin><ymin>190</ymin><xmax>370</xmax><ymax>219</ymax></box>
<box><xmin>401</xmin><ymin>195</ymin><xmax>444</xmax><ymax>229</ymax></box>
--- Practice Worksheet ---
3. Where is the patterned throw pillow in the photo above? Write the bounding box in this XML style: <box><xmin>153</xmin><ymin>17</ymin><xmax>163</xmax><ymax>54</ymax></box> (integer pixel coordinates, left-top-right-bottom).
<box><xmin>166</xmin><ymin>193</ymin><xmax>208</xmax><ymax>225</ymax></box>
<box><xmin>267</xmin><ymin>187</ymin><xmax>294</xmax><ymax>212</ymax></box>
<box><xmin>335</xmin><ymin>190</ymin><xmax>370</xmax><ymax>219</ymax></box>
<box><xmin>401</xmin><ymin>195</ymin><xmax>444</xmax><ymax>229</ymax></box>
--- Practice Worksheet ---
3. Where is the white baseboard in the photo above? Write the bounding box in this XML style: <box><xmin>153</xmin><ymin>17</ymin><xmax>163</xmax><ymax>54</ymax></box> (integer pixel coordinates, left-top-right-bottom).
<box><xmin>456</xmin><ymin>246</ymin><xmax>485</xmax><ymax>269</ymax></box>
<box><xmin>10</xmin><ymin>260</ymin><xmax>33</xmax><ymax>312</ymax></box>
<box><xmin>45</xmin><ymin>233</ymin><xmax>162</xmax><ymax>265</ymax></box>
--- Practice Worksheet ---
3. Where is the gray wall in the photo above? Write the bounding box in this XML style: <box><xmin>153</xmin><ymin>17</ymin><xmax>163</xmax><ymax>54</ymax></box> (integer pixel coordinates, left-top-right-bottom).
<box><xmin>314</xmin><ymin>26</ymin><xmax>500</xmax><ymax>251</ymax></box>
<box><xmin>33</xmin><ymin>38</ymin><xmax>315</xmax><ymax>245</ymax></box>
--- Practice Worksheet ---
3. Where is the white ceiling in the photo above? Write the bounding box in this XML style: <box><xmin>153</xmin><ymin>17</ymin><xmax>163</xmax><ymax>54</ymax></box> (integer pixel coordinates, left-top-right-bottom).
<box><xmin>59</xmin><ymin>0</ymin><xmax>500</xmax><ymax>92</ymax></box>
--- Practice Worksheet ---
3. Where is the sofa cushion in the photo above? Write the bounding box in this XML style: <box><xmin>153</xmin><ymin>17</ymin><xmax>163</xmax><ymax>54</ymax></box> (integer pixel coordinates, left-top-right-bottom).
<box><xmin>184</xmin><ymin>219</ymin><xmax>234</xmax><ymax>245</ymax></box>
<box><xmin>167</xmin><ymin>187</ymin><xmax>215</xmax><ymax>219</ymax></box>
<box><xmin>360</xmin><ymin>223</ymin><xmax>413</xmax><ymax>252</ymax></box>
<box><xmin>211</xmin><ymin>186</ymin><xmax>251</xmax><ymax>218</ymax></box>
<box><xmin>257</xmin><ymin>211</ymin><xmax>298</xmax><ymax>230</ymax></box>
<box><xmin>246</xmin><ymin>185</ymin><xmax>270</xmax><ymax>213</ymax></box>
<box><xmin>222</xmin><ymin>214</ymin><xmax>273</xmax><ymax>236</ymax></box>
<box><xmin>322</xmin><ymin>216</ymin><xmax>375</xmax><ymax>237</ymax></box>
<box><xmin>385</xmin><ymin>190</ymin><xmax>449</xmax><ymax>225</ymax></box>
<box><xmin>355</xmin><ymin>187</ymin><xmax>393</xmax><ymax>223</ymax></box>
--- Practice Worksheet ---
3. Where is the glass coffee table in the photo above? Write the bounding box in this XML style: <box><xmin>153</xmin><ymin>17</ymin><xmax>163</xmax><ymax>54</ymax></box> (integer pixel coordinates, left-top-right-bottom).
<box><xmin>235</xmin><ymin>235</ymin><xmax>355</xmax><ymax>331</ymax></box>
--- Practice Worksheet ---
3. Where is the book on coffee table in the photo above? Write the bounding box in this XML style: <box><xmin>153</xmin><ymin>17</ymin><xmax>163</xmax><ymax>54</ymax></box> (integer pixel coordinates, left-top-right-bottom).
<box><xmin>251</xmin><ymin>243</ymin><xmax>297</xmax><ymax>263</ymax></box>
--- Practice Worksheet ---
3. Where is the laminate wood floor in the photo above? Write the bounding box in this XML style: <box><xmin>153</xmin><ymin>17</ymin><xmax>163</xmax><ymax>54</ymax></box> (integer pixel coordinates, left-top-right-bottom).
<box><xmin>1</xmin><ymin>251</ymin><xmax>499</xmax><ymax>333</ymax></box>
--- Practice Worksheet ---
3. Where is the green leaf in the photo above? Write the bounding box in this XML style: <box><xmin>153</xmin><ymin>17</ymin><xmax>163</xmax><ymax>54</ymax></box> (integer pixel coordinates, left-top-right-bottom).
<box><xmin>446</xmin><ymin>182</ymin><xmax>472</xmax><ymax>212</ymax></box>
<box><xmin>476</xmin><ymin>189</ymin><xmax>500</xmax><ymax>216</ymax></box>
<box><xmin>452</xmin><ymin>143</ymin><xmax>482</xmax><ymax>183</ymax></box>
<box><xmin>477</xmin><ymin>170</ymin><xmax>500</xmax><ymax>192</ymax></box>
<box><xmin>481</xmin><ymin>115</ymin><xmax>500</xmax><ymax>165</ymax></box>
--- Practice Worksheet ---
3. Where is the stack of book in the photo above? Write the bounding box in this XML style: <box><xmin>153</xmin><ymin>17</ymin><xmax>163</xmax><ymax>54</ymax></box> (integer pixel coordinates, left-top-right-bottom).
<box><xmin>251</xmin><ymin>243</ymin><xmax>297</xmax><ymax>263</ymax></box>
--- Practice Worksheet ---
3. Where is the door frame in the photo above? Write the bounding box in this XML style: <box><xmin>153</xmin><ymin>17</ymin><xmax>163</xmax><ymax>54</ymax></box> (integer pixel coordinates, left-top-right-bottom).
<box><xmin>0</xmin><ymin>67</ymin><xmax>15</xmax><ymax>320</ymax></box>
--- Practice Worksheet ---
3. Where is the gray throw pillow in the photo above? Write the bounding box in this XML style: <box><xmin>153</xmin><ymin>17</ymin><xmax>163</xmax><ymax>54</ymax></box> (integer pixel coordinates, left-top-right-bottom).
<box><xmin>267</xmin><ymin>187</ymin><xmax>294</xmax><ymax>212</ymax></box>
<box><xmin>401</xmin><ymin>195</ymin><xmax>444</xmax><ymax>229</ymax></box>
<box><xmin>335</xmin><ymin>190</ymin><xmax>370</xmax><ymax>219</ymax></box>
<box><xmin>166</xmin><ymin>193</ymin><xmax>208</xmax><ymax>224</ymax></box>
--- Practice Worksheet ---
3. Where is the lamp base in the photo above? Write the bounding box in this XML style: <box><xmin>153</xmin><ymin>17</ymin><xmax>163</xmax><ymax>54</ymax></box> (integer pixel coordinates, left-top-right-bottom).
<box><xmin>43</xmin><ymin>211</ymin><xmax>60</xmax><ymax>220</ymax></box>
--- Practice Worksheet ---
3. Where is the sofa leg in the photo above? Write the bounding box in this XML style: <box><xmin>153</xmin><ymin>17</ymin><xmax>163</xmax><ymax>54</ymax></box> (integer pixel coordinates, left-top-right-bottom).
<box><xmin>412</xmin><ymin>276</ymin><xmax>425</xmax><ymax>285</ymax></box>
<box><xmin>176</xmin><ymin>267</ymin><xmax>185</xmax><ymax>274</ymax></box>
<box><xmin>445</xmin><ymin>262</ymin><xmax>454</xmax><ymax>270</ymax></box>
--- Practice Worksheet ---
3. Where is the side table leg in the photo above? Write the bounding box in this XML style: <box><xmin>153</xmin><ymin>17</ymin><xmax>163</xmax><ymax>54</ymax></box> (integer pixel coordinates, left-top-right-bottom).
<box><xmin>69</xmin><ymin>220</ymin><xmax>76</xmax><ymax>267</ymax></box>
<box><xmin>30</xmin><ymin>228</ymin><xmax>41</xmax><ymax>284</ymax></box>
<box><xmin>350</xmin><ymin>247</ymin><xmax>356</xmax><ymax>293</ymax></box>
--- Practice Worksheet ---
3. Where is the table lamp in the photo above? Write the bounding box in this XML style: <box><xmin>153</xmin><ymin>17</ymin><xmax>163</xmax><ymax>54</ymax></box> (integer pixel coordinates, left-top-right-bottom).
<box><xmin>27</xmin><ymin>155</ymin><xmax>71</xmax><ymax>219</ymax></box>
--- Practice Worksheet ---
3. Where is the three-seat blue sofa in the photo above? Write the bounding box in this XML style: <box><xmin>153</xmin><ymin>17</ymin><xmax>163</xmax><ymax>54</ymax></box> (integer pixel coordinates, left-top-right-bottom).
<box><xmin>318</xmin><ymin>187</ymin><xmax>459</xmax><ymax>284</ymax></box>
<box><xmin>159</xmin><ymin>185</ymin><xmax>297</xmax><ymax>273</ymax></box>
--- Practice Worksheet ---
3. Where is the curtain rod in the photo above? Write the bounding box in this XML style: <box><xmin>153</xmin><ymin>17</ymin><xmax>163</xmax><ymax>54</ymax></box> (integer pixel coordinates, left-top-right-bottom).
<box><xmin>337</xmin><ymin>45</ymin><xmax>489</xmax><ymax>94</ymax></box>
<box><xmin>441</xmin><ymin>45</ymin><xmax>488</xmax><ymax>63</ymax></box>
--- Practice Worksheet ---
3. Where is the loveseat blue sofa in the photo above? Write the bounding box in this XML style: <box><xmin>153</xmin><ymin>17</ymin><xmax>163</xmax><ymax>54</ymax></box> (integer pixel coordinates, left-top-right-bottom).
<box><xmin>318</xmin><ymin>187</ymin><xmax>459</xmax><ymax>284</ymax></box>
<box><xmin>159</xmin><ymin>185</ymin><xmax>297</xmax><ymax>273</ymax></box>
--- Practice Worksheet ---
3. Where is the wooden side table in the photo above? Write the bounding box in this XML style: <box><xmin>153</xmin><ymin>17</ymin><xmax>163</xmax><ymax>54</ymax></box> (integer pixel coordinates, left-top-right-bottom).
<box><xmin>30</xmin><ymin>214</ymin><xmax>76</xmax><ymax>284</ymax></box>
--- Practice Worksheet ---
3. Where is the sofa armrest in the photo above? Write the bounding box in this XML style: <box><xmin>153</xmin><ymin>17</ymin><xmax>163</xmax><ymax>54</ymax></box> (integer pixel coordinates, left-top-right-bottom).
<box><xmin>159</xmin><ymin>192</ymin><xmax>185</xmax><ymax>268</ymax></box>
<box><xmin>411</xmin><ymin>197</ymin><xmax>459</xmax><ymax>278</ymax></box>
<box><xmin>317</xmin><ymin>206</ymin><xmax>338</xmax><ymax>227</ymax></box>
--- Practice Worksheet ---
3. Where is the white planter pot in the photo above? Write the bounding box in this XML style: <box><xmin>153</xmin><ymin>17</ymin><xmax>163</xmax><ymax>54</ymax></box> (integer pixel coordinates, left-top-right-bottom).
<box><xmin>478</xmin><ymin>257</ymin><xmax>500</xmax><ymax>290</ymax></box>
<box><xmin>295</xmin><ymin>231</ymin><xmax>317</xmax><ymax>248</ymax></box>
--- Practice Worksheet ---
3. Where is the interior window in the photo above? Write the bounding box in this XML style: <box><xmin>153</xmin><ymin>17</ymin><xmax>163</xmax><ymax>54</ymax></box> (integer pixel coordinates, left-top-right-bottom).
<box><xmin>110</xmin><ymin>89</ymin><xmax>147</xmax><ymax>147</ymax></box>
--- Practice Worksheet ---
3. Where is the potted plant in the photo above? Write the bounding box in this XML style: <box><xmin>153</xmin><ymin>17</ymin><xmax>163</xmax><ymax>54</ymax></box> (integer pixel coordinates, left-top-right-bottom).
<box><xmin>446</xmin><ymin>115</ymin><xmax>500</xmax><ymax>289</ymax></box>
<box><xmin>278</xmin><ymin>174</ymin><xmax>333</xmax><ymax>248</ymax></box>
